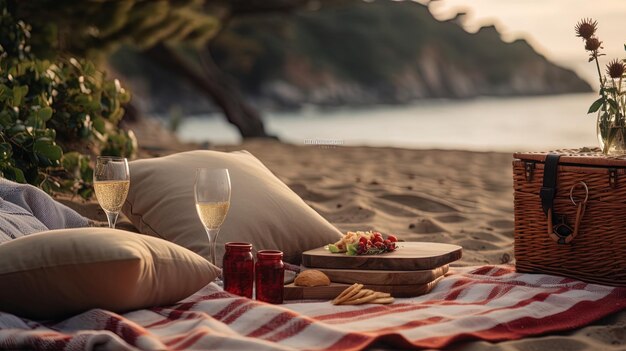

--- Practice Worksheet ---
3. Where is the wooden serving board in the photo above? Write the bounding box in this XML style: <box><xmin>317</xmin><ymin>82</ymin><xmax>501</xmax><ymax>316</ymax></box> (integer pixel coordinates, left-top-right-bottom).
<box><xmin>284</xmin><ymin>275</ymin><xmax>444</xmax><ymax>300</ymax></box>
<box><xmin>302</xmin><ymin>242</ymin><xmax>462</xmax><ymax>271</ymax></box>
<box><xmin>301</xmin><ymin>265</ymin><xmax>448</xmax><ymax>285</ymax></box>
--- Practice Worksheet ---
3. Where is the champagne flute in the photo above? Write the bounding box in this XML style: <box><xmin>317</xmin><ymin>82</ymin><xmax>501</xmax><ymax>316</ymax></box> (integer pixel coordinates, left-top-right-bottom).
<box><xmin>194</xmin><ymin>168</ymin><xmax>231</xmax><ymax>275</ymax></box>
<box><xmin>94</xmin><ymin>156</ymin><xmax>130</xmax><ymax>229</ymax></box>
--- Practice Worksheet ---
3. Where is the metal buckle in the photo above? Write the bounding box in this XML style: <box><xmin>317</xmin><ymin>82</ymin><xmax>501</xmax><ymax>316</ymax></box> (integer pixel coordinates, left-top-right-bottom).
<box><xmin>524</xmin><ymin>161</ymin><xmax>536</xmax><ymax>181</ymax></box>
<box><xmin>609</xmin><ymin>168</ymin><xmax>618</xmax><ymax>188</ymax></box>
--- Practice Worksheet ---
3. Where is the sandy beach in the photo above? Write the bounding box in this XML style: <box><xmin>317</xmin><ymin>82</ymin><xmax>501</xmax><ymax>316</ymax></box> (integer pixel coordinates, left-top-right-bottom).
<box><xmin>63</xmin><ymin>139</ymin><xmax>625</xmax><ymax>350</ymax></box>
<box><xmin>216</xmin><ymin>141</ymin><xmax>515</xmax><ymax>267</ymax></box>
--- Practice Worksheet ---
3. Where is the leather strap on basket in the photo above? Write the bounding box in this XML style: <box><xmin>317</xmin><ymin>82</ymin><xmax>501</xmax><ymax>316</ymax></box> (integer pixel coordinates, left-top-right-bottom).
<box><xmin>540</xmin><ymin>154</ymin><xmax>560</xmax><ymax>216</ymax></box>
<box><xmin>540</xmin><ymin>154</ymin><xmax>582</xmax><ymax>244</ymax></box>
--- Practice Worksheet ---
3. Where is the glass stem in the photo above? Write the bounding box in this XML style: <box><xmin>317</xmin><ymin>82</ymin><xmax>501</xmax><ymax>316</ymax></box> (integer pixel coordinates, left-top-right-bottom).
<box><xmin>105</xmin><ymin>211</ymin><xmax>119</xmax><ymax>229</ymax></box>
<box><xmin>206</xmin><ymin>228</ymin><xmax>221</xmax><ymax>266</ymax></box>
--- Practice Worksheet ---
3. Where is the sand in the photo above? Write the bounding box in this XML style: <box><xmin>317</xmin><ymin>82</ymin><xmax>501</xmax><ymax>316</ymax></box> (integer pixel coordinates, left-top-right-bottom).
<box><xmin>216</xmin><ymin>141</ymin><xmax>515</xmax><ymax>267</ymax></box>
<box><xmin>67</xmin><ymin>138</ymin><xmax>626</xmax><ymax>349</ymax></box>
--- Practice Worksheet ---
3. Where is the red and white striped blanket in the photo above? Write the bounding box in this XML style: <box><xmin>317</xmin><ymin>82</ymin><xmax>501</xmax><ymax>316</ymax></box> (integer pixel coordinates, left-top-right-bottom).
<box><xmin>1</xmin><ymin>265</ymin><xmax>624</xmax><ymax>350</ymax></box>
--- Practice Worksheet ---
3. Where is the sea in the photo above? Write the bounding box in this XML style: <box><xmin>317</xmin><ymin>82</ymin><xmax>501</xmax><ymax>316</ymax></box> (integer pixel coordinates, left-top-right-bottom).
<box><xmin>176</xmin><ymin>93</ymin><xmax>600</xmax><ymax>153</ymax></box>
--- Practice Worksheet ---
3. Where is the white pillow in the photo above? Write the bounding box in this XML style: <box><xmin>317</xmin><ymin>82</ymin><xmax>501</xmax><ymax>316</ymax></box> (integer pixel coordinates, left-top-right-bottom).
<box><xmin>122</xmin><ymin>150</ymin><xmax>342</xmax><ymax>264</ymax></box>
<box><xmin>0</xmin><ymin>228</ymin><xmax>218</xmax><ymax>320</ymax></box>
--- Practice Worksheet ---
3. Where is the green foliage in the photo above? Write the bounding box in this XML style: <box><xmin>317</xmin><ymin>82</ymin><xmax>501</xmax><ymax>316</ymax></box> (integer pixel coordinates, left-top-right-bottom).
<box><xmin>13</xmin><ymin>0</ymin><xmax>220</xmax><ymax>59</ymax></box>
<box><xmin>588</xmin><ymin>97</ymin><xmax>605</xmax><ymax>113</ymax></box>
<box><xmin>0</xmin><ymin>5</ymin><xmax>135</xmax><ymax>198</ymax></box>
<box><xmin>595</xmin><ymin>83</ymin><xmax>626</xmax><ymax>118</ymax></box>
<box><xmin>590</xmin><ymin>78</ymin><xmax>625</xmax><ymax>155</ymax></box>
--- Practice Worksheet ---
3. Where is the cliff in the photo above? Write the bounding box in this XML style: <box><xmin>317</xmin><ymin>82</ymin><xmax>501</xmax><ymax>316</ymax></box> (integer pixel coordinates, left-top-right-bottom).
<box><xmin>111</xmin><ymin>0</ymin><xmax>592</xmax><ymax>113</ymax></box>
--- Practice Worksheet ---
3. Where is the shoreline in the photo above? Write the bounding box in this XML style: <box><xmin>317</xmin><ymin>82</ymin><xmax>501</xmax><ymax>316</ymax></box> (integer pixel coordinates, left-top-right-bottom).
<box><xmin>174</xmin><ymin>93</ymin><xmax>599</xmax><ymax>152</ymax></box>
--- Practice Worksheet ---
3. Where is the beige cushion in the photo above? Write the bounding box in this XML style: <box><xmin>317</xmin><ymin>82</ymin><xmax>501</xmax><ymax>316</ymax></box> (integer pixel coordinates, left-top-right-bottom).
<box><xmin>0</xmin><ymin>228</ymin><xmax>218</xmax><ymax>320</ymax></box>
<box><xmin>122</xmin><ymin>150</ymin><xmax>342</xmax><ymax>264</ymax></box>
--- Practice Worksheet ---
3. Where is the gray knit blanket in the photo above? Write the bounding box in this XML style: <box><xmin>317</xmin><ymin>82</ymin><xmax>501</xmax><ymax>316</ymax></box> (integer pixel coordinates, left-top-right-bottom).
<box><xmin>0</xmin><ymin>178</ymin><xmax>88</xmax><ymax>242</ymax></box>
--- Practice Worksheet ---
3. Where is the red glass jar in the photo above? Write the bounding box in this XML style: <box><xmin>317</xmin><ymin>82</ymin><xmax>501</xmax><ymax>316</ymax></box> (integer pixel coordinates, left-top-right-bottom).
<box><xmin>222</xmin><ymin>242</ymin><xmax>254</xmax><ymax>298</ymax></box>
<box><xmin>255</xmin><ymin>250</ymin><xmax>284</xmax><ymax>304</ymax></box>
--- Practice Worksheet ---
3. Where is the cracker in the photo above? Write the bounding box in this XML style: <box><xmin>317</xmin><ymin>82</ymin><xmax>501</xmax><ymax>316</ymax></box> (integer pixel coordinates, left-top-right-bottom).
<box><xmin>371</xmin><ymin>297</ymin><xmax>395</xmax><ymax>304</ymax></box>
<box><xmin>373</xmin><ymin>292</ymin><xmax>391</xmax><ymax>298</ymax></box>
<box><xmin>335</xmin><ymin>284</ymin><xmax>363</xmax><ymax>304</ymax></box>
<box><xmin>332</xmin><ymin>283</ymin><xmax>362</xmax><ymax>305</ymax></box>
<box><xmin>347</xmin><ymin>289</ymin><xmax>373</xmax><ymax>301</ymax></box>
<box><xmin>340</xmin><ymin>292</ymin><xmax>382</xmax><ymax>305</ymax></box>
<box><xmin>333</xmin><ymin>283</ymin><xmax>359</xmax><ymax>301</ymax></box>
<box><xmin>332</xmin><ymin>283</ymin><xmax>357</xmax><ymax>303</ymax></box>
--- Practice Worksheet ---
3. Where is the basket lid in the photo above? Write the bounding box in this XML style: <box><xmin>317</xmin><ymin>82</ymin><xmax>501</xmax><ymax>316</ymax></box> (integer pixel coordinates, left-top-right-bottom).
<box><xmin>514</xmin><ymin>148</ymin><xmax>626</xmax><ymax>167</ymax></box>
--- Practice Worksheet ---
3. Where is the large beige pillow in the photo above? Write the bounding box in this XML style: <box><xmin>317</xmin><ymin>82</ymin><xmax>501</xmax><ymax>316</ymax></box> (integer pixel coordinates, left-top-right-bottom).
<box><xmin>122</xmin><ymin>150</ymin><xmax>342</xmax><ymax>264</ymax></box>
<box><xmin>0</xmin><ymin>228</ymin><xmax>218</xmax><ymax>320</ymax></box>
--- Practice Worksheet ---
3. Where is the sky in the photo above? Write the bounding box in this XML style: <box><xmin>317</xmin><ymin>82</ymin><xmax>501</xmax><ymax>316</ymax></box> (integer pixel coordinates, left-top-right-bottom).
<box><xmin>425</xmin><ymin>0</ymin><xmax>626</xmax><ymax>88</ymax></box>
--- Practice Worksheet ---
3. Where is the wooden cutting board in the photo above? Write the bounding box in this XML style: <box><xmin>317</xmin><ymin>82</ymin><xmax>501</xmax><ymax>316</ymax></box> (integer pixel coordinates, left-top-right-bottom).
<box><xmin>284</xmin><ymin>275</ymin><xmax>444</xmax><ymax>300</ymax></box>
<box><xmin>302</xmin><ymin>242</ymin><xmax>462</xmax><ymax>271</ymax></box>
<box><xmin>301</xmin><ymin>265</ymin><xmax>449</xmax><ymax>285</ymax></box>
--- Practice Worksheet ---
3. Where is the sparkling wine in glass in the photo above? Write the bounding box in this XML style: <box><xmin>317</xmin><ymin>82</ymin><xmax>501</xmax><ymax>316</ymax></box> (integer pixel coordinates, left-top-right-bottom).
<box><xmin>94</xmin><ymin>156</ymin><xmax>130</xmax><ymax>229</ymax></box>
<box><xmin>194</xmin><ymin>168</ymin><xmax>231</xmax><ymax>276</ymax></box>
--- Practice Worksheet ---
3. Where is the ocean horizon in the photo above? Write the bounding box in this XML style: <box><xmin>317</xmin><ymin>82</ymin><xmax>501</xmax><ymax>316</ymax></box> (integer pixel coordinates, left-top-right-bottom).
<box><xmin>177</xmin><ymin>92</ymin><xmax>599</xmax><ymax>153</ymax></box>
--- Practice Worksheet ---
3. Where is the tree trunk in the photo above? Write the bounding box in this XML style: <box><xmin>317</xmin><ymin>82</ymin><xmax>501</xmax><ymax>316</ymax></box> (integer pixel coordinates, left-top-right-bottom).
<box><xmin>144</xmin><ymin>43</ymin><xmax>271</xmax><ymax>138</ymax></box>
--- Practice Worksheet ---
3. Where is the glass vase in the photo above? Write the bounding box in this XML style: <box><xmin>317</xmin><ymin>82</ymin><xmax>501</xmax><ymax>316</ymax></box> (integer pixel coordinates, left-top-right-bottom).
<box><xmin>597</xmin><ymin>110</ymin><xmax>626</xmax><ymax>156</ymax></box>
<box><xmin>597</xmin><ymin>78</ymin><xmax>626</xmax><ymax>156</ymax></box>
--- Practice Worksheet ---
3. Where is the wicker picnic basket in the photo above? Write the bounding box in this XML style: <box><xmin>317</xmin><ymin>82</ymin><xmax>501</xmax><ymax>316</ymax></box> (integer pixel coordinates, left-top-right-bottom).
<box><xmin>513</xmin><ymin>148</ymin><xmax>626</xmax><ymax>287</ymax></box>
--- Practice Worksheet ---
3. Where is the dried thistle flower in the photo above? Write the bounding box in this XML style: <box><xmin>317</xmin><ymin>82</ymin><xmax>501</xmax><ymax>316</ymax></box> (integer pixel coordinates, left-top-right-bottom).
<box><xmin>585</xmin><ymin>37</ymin><xmax>602</xmax><ymax>52</ymax></box>
<box><xmin>606</xmin><ymin>59</ymin><xmax>626</xmax><ymax>78</ymax></box>
<box><xmin>575</xmin><ymin>18</ymin><xmax>598</xmax><ymax>40</ymax></box>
